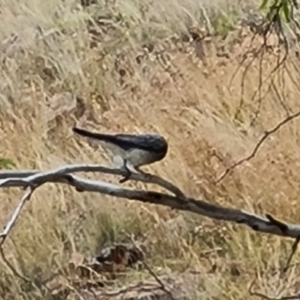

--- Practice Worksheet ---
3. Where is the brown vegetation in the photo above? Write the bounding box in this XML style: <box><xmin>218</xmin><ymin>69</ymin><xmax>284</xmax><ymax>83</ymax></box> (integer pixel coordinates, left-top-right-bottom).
<box><xmin>1</xmin><ymin>0</ymin><xmax>300</xmax><ymax>299</ymax></box>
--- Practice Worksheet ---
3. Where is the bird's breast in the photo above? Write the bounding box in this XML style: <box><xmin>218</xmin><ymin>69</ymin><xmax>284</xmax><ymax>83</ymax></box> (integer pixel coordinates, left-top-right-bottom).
<box><xmin>125</xmin><ymin>148</ymin><xmax>166</xmax><ymax>167</ymax></box>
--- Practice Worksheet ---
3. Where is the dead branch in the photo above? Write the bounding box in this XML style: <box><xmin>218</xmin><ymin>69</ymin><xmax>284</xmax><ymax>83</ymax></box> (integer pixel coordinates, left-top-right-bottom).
<box><xmin>0</xmin><ymin>186</ymin><xmax>35</xmax><ymax>246</ymax></box>
<box><xmin>216</xmin><ymin>110</ymin><xmax>300</xmax><ymax>183</ymax></box>
<box><xmin>0</xmin><ymin>164</ymin><xmax>300</xmax><ymax>244</ymax></box>
<box><xmin>0</xmin><ymin>164</ymin><xmax>185</xmax><ymax>198</ymax></box>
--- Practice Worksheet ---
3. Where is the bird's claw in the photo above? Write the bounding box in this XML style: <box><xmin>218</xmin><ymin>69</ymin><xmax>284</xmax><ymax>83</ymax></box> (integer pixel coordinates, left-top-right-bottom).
<box><xmin>119</xmin><ymin>160</ymin><xmax>132</xmax><ymax>183</ymax></box>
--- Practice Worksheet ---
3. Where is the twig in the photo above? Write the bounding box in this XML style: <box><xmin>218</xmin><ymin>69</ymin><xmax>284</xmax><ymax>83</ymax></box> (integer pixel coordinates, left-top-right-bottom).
<box><xmin>216</xmin><ymin>110</ymin><xmax>300</xmax><ymax>183</ymax></box>
<box><xmin>248</xmin><ymin>30</ymin><xmax>289</xmax><ymax>128</ymax></box>
<box><xmin>142</xmin><ymin>261</ymin><xmax>175</xmax><ymax>300</ymax></box>
<box><xmin>232</xmin><ymin>10</ymin><xmax>290</xmax><ymax>133</ymax></box>
<box><xmin>130</xmin><ymin>234</ymin><xmax>175</xmax><ymax>300</ymax></box>
<box><xmin>0</xmin><ymin>186</ymin><xmax>35</xmax><ymax>246</ymax></box>
<box><xmin>0</xmin><ymin>247</ymin><xmax>31</xmax><ymax>283</ymax></box>
<box><xmin>0</xmin><ymin>187</ymin><xmax>36</xmax><ymax>287</ymax></box>
<box><xmin>283</xmin><ymin>236</ymin><xmax>300</xmax><ymax>273</ymax></box>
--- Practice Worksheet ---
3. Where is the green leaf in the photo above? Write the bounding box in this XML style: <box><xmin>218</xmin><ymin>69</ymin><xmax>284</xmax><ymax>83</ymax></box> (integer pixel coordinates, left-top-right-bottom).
<box><xmin>0</xmin><ymin>158</ymin><xmax>17</xmax><ymax>169</ymax></box>
<box><xmin>259</xmin><ymin>0</ymin><xmax>270</xmax><ymax>10</ymax></box>
<box><xmin>266</xmin><ymin>7</ymin><xmax>277</xmax><ymax>21</ymax></box>
<box><xmin>281</xmin><ymin>0</ymin><xmax>292</xmax><ymax>22</ymax></box>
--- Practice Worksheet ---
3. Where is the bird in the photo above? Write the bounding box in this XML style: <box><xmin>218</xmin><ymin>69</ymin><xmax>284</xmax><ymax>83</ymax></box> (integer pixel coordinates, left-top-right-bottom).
<box><xmin>72</xmin><ymin>127</ymin><xmax>169</xmax><ymax>183</ymax></box>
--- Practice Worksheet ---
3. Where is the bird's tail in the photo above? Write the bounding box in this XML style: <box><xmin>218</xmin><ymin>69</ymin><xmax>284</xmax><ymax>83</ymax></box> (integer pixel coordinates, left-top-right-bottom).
<box><xmin>72</xmin><ymin>127</ymin><xmax>116</xmax><ymax>142</ymax></box>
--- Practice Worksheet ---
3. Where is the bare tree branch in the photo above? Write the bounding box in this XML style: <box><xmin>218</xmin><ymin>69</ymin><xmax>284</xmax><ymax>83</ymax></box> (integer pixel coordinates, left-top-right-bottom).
<box><xmin>0</xmin><ymin>164</ymin><xmax>185</xmax><ymax>198</ymax></box>
<box><xmin>0</xmin><ymin>164</ymin><xmax>300</xmax><ymax>243</ymax></box>
<box><xmin>2</xmin><ymin>163</ymin><xmax>300</xmax><ymax>299</ymax></box>
<box><xmin>216</xmin><ymin>110</ymin><xmax>300</xmax><ymax>183</ymax></box>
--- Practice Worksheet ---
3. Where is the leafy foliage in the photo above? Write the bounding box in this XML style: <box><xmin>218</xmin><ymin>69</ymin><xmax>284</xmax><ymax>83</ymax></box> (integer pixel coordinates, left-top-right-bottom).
<box><xmin>212</xmin><ymin>10</ymin><xmax>239</xmax><ymax>38</ymax></box>
<box><xmin>0</xmin><ymin>158</ymin><xmax>16</xmax><ymax>169</ymax></box>
<box><xmin>259</xmin><ymin>0</ymin><xmax>298</xmax><ymax>23</ymax></box>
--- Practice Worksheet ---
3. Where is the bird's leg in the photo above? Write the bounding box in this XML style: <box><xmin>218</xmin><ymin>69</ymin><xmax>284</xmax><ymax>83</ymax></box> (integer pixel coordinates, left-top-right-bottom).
<box><xmin>134</xmin><ymin>166</ymin><xmax>151</xmax><ymax>177</ymax></box>
<box><xmin>119</xmin><ymin>159</ymin><xmax>132</xmax><ymax>183</ymax></box>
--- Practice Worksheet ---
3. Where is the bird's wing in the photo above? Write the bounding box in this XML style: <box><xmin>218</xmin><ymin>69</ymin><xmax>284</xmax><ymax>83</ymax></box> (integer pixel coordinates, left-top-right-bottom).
<box><xmin>73</xmin><ymin>127</ymin><xmax>115</xmax><ymax>141</ymax></box>
<box><xmin>73</xmin><ymin>128</ymin><xmax>168</xmax><ymax>153</ymax></box>
<box><xmin>115</xmin><ymin>134</ymin><xmax>168</xmax><ymax>152</ymax></box>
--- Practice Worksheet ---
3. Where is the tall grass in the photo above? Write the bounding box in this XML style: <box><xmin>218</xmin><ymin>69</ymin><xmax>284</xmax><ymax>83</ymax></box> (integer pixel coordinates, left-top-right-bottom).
<box><xmin>2</xmin><ymin>0</ymin><xmax>300</xmax><ymax>299</ymax></box>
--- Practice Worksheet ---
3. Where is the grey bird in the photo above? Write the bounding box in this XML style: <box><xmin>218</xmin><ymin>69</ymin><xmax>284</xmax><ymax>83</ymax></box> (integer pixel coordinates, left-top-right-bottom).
<box><xmin>72</xmin><ymin>127</ymin><xmax>168</xmax><ymax>182</ymax></box>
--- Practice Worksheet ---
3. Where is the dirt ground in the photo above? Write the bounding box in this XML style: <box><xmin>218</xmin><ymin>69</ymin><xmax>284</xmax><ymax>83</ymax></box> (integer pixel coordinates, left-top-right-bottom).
<box><xmin>1</xmin><ymin>0</ymin><xmax>300</xmax><ymax>299</ymax></box>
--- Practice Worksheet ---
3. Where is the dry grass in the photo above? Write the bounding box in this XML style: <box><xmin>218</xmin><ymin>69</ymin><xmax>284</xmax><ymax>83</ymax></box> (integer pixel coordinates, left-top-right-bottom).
<box><xmin>1</xmin><ymin>0</ymin><xmax>300</xmax><ymax>299</ymax></box>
